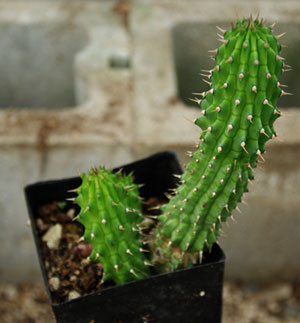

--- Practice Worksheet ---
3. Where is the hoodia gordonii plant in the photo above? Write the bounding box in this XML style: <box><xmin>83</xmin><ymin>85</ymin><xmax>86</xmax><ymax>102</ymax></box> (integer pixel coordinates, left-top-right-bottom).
<box><xmin>73</xmin><ymin>17</ymin><xmax>289</xmax><ymax>284</ymax></box>
<box><xmin>73</xmin><ymin>168</ymin><xmax>151</xmax><ymax>284</ymax></box>
<box><xmin>153</xmin><ymin>17</ymin><xmax>289</xmax><ymax>271</ymax></box>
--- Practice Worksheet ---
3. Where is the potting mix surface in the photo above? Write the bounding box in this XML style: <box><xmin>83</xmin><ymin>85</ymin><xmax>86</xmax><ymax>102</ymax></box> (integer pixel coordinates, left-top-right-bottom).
<box><xmin>33</xmin><ymin>197</ymin><xmax>164</xmax><ymax>304</ymax></box>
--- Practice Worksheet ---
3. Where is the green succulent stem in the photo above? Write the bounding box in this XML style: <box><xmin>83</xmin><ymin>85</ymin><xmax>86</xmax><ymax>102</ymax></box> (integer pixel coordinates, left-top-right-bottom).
<box><xmin>75</xmin><ymin>168</ymin><xmax>150</xmax><ymax>285</ymax></box>
<box><xmin>153</xmin><ymin>17</ymin><xmax>284</xmax><ymax>271</ymax></box>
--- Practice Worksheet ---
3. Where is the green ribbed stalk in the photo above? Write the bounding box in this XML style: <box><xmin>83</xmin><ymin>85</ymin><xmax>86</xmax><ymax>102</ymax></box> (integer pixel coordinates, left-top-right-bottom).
<box><xmin>75</xmin><ymin>168</ymin><xmax>150</xmax><ymax>285</ymax></box>
<box><xmin>153</xmin><ymin>17</ymin><xmax>286</xmax><ymax>271</ymax></box>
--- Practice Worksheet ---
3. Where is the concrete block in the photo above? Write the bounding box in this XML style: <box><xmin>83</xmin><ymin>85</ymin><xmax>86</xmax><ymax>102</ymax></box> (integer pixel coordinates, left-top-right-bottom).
<box><xmin>131</xmin><ymin>0</ymin><xmax>300</xmax><ymax>148</ymax></box>
<box><xmin>0</xmin><ymin>1</ymin><xmax>134</xmax><ymax>282</ymax></box>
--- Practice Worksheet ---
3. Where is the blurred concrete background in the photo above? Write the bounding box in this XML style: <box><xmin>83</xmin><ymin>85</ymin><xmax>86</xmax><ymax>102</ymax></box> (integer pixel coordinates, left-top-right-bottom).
<box><xmin>0</xmin><ymin>0</ymin><xmax>299</xmax><ymax>283</ymax></box>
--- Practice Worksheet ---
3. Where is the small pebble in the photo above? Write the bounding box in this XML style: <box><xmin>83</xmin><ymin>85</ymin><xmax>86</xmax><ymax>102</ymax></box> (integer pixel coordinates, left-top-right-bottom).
<box><xmin>68</xmin><ymin>290</ymin><xmax>81</xmax><ymax>300</ymax></box>
<box><xmin>81</xmin><ymin>258</ymin><xmax>91</xmax><ymax>265</ymax></box>
<box><xmin>48</xmin><ymin>277</ymin><xmax>60</xmax><ymax>291</ymax></box>
<box><xmin>42</xmin><ymin>224</ymin><xmax>62</xmax><ymax>249</ymax></box>
<box><xmin>67</xmin><ymin>208</ymin><xmax>76</xmax><ymax>219</ymax></box>
<box><xmin>36</xmin><ymin>218</ymin><xmax>46</xmax><ymax>231</ymax></box>
<box><xmin>70</xmin><ymin>275</ymin><xmax>77</xmax><ymax>282</ymax></box>
<box><xmin>73</xmin><ymin>242</ymin><xmax>92</xmax><ymax>258</ymax></box>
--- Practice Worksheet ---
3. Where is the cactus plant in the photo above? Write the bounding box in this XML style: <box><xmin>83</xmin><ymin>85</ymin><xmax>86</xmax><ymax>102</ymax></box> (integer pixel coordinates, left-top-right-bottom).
<box><xmin>74</xmin><ymin>167</ymin><xmax>150</xmax><ymax>285</ymax></box>
<box><xmin>74</xmin><ymin>16</ymin><xmax>287</xmax><ymax>284</ymax></box>
<box><xmin>153</xmin><ymin>17</ymin><xmax>288</xmax><ymax>271</ymax></box>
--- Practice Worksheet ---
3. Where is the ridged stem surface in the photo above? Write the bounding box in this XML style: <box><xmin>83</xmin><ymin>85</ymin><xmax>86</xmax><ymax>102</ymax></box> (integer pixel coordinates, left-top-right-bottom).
<box><xmin>75</xmin><ymin>168</ymin><xmax>150</xmax><ymax>284</ymax></box>
<box><xmin>153</xmin><ymin>18</ymin><xmax>284</xmax><ymax>271</ymax></box>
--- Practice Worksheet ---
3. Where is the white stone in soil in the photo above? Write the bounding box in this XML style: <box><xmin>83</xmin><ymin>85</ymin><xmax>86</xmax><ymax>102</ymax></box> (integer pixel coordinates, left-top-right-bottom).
<box><xmin>68</xmin><ymin>290</ymin><xmax>81</xmax><ymax>300</ymax></box>
<box><xmin>48</xmin><ymin>277</ymin><xmax>60</xmax><ymax>291</ymax></box>
<box><xmin>42</xmin><ymin>223</ymin><xmax>62</xmax><ymax>249</ymax></box>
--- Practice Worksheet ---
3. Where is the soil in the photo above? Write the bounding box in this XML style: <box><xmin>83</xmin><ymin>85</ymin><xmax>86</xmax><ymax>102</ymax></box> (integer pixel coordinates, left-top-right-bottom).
<box><xmin>36</xmin><ymin>201</ymin><xmax>106</xmax><ymax>303</ymax></box>
<box><xmin>35</xmin><ymin>197</ymin><xmax>163</xmax><ymax>304</ymax></box>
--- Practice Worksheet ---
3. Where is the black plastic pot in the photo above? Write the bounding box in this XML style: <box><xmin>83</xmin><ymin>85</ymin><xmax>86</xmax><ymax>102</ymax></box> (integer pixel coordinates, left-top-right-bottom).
<box><xmin>25</xmin><ymin>151</ymin><xmax>225</xmax><ymax>323</ymax></box>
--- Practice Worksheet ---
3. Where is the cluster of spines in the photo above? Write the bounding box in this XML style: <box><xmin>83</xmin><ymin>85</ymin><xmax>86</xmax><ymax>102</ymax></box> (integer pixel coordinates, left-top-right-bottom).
<box><xmin>73</xmin><ymin>168</ymin><xmax>150</xmax><ymax>285</ymax></box>
<box><xmin>153</xmin><ymin>17</ymin><xmax>287</xmax><ymax>271</ymax></box>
